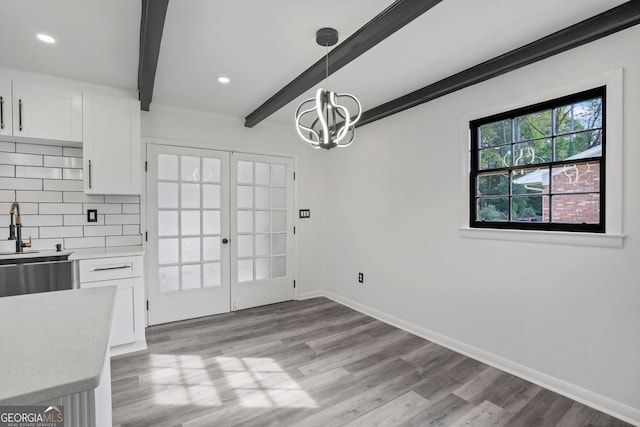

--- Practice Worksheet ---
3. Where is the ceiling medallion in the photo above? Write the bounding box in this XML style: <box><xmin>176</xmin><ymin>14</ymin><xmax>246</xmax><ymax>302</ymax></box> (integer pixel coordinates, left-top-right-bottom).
<box><xmin>295</xmin><ymin>28</ymin><xmax>362</xmax><ymax>150</ymax></box>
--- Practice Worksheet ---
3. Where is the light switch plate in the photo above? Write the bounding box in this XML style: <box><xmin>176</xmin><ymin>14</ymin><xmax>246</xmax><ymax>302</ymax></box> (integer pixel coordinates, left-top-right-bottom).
<box><xmin>299</xmin><ymin>209</ymin><xmax>311</xmax><ymax>219</ymax></box>
<box><xmin>87</xmin><ymin>209</ymin><xmax>98</xmax><ymax>223</ymax></box>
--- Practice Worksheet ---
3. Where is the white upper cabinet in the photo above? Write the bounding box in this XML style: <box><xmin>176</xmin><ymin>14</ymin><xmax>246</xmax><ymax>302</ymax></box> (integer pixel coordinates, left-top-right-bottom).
<box><xmin>12</xmin><ymin>81</ymin><xmax>83</xmax><ymax>142</ymax></box>
<box><xmin>0</xmin><ymin>78</ymin><xmax>12</xmax><ymax>137</ymax></box>
<box><xmin>83</xmin><ymin>93</ymin><xmax>141</xmax><ymax>194</ymax></box>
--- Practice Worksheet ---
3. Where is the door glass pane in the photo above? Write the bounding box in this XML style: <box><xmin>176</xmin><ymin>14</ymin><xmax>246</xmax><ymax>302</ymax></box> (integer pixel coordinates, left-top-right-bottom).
<box><xmin>237</xmin><ymin>211</ymin><xmax>253</xmax><ymax>233</ymax></box>
<box><xmin>182</xmin><ymin>265</ymin><xmax>201</xmax><ymax>289</ymax></box>
<box><xmin>272</xmin><ymin>188</ymin><xmax>286</xmax><ymax>208</ymax></box>
<box><xmin>237</xmin><ymin>161</ymin><xmax>253</xmax><ymax>184</ymax></box>
<box><xmin>203</xmin><ymin>236</ymin><xmax>221</xmax><ymax>261</ymax></box>
<box><xmin>203</xmin><ymin>263</ymin><xmax>221</xmax><ymax>287</ymax></box>
<box><xmin>272</xmin><ymin>233</ymin><xmax>286</xmax><ymax>255</ymax></box>
<box><xmin>182</xmin><ymin>237</ymin><xmax>201</xmax><ymax>263</ymax></box>
<box><xmin>182</xmin><ymin>183</ymin><xmax>200</xmax><ymax>208</ymax></box>
<box><xmin>203</xmin><ymin>184</ymin><xmax>221</xmax><ymax>208</ymax></box>
<box><xmin>203</xmin><ymin>158</ymin><xmax>221</xmax><ymax>183</ymax></box>
<box><xmin>158</xmin><ymin>154</ymin><xmax>178</xmax><ymax>180</ymax></box>
<box><xmin>203</xmin><ymin>210</ymin><xmax>221</xmax><ymax>235</ymax></box>
<box><xmin>272</xmin><ymin>256</ymin><xmax>286</xmax><ymax>278</ymax></box>
<box><xmin>158</xmin><ymin>211</ymin><xmax>178</xmax><ymax>236</ymax></box>
<box><xmin>238</xmin><ymin>259</ymin><xmax>253</xmax><ymax>282</ymax></box>
<box><xmin>271</xmin><ymin>164</ymin><xmax>286</xmax><ymax>186</ymax></box>
<box><xmin>181</xmin><ymin>211</ymin><xmax>200</xmax><ymax>235</ymax></box>
<box><xmin>159</xmin><ymin>238</ymin><xmax>179</xmax><ymax>264</ymax></box>
<box><xmin>159</xmin><ymin>266</ymin><xmax>179</xmax><ymax>292</ymax></box>
<box><xmin>255</xmin><ymin>211</ymin><xmax>270</xmax><ymax>232</ymax></box>
<box><xmin>255</xmin><ymin>162</ymin><xmax>270</xmax><ymax>185</ymax></box>
<box><xmin>255</xmin><ymin>258</ymin><xmax>270</xmax><ymax>280</ymax></box>
<box><xmin>158</xmin><ymin>183</ymin><xmax>178</xmax><ymax>208</ymax></box>
<box><xmin>255</xmin><ymin>234</ymin><xmax>270</xmax><ymax>256</ymax></box>
<box><xmin>271</xmin><ymin>211</ymin><xmax>286</xmax><ymax>232</ymax></box>
<box><xmin>181</xmin><ymin>156</ymin><xmax>200</xmax><ymax>182</ymax></box>
<box><xmin>255</xmin><ymin>187</ymin><xmax>270</xmax><ymax>209</ymax></box>
<box><xmin>237</xmin><ymin>235</ymin><xmax>253</xmax><ymax>258</ymax></box>
<box><xmin>238</xmin><ymin>186</ymin><xmax>253</xmax><ymax>208</ymax></box>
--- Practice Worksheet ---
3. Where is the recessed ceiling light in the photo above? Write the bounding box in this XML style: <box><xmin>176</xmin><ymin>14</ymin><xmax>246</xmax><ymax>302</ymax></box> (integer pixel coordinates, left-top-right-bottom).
<box><xmin>217</xmin><ymin>76</ymin><xmax>230</xmax><ymax>84</ymax></box>
<box><xmin>36</xmin><ymin>33</ymin><xmax>56</xmax><ymax>44</ymax></box>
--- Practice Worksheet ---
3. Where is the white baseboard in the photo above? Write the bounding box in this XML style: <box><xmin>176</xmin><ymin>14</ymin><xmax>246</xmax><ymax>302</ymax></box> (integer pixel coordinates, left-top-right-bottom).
<box><xmin>301</xmin><ymin>290</ymin><xmax>640</xmax><ymax>426</ymax></box>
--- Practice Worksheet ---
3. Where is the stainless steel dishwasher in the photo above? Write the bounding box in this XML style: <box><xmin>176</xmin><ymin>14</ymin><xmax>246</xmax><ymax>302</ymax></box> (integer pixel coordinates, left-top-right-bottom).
<box><xmin>0</xmin><ymin>254</ymin><xmax>73</xmax><ymax>297</ymax></box>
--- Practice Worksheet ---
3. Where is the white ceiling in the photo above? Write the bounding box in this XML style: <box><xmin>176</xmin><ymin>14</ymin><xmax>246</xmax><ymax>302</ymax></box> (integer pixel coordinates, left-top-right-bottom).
<box><xmin>0</xmin><ymin>0</ymin><xmax>629</xmax><ymax>128</ymax></box>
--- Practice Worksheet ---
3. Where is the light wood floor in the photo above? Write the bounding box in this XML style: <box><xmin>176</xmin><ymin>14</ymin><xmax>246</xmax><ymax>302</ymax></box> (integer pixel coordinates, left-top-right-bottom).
<box><xmin>111</xmin><ymin>298</ymin><xmax>631</xmax><ymax>427</ymax></box>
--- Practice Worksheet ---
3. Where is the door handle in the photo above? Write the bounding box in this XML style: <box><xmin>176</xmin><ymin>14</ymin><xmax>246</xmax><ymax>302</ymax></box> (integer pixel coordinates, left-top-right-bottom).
<box><xmin>88</xmin><ymin>160</ymin><xmax>92</xmax><ymax>189</ymax></box>
<box><xmin>18</xmin><ymin>99</ymin><xmax>23</xmax><ymax>131</ymax></box>
<box><xmin>0</xmin><ymin>96</ymin><xmax>4</xmax><ymax>130</ymax></box>
<box><xmin>92</xmin><ymin>265</ymin><xmax>131</xmax><ymax>272</ymax></box>
<box><xmin>222</xmin><ymin>238</ymin><xmax>229</xmax><ymax>244</ymax></box>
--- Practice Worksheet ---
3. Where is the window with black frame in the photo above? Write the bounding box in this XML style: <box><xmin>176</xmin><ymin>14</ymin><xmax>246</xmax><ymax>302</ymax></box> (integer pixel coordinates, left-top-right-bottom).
<box><xmin>470</xmin><ymin>87</ymin><xmax>605</xmax><ymax>232</ymax></box>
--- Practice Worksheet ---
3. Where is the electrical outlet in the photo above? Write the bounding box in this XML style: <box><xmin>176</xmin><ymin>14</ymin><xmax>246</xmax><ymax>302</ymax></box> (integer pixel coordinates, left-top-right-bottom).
<box><xmin>358</xmin><ymin>272</ymin><xmax>364</xmax><ymax>283</ymax></box>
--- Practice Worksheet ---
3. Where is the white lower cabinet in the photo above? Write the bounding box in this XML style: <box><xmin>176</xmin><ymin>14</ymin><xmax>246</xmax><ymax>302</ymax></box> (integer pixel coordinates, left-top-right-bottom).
<box><xmin>79</xmin><ymin>255</ymin><xmax>146</xmax><ymax>356</ymax></box>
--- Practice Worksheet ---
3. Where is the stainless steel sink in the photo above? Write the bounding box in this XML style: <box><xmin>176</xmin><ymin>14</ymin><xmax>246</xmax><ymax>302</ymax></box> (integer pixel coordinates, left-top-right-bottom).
<box><xmin>0</xmin><ymin>252</ymin><xmax>70</xmax><ymax>265</ymax></box>
<box><xmin>0</xmin><ymin>250</ymin><xmax>39</xmax><ymax>256</ymax></box>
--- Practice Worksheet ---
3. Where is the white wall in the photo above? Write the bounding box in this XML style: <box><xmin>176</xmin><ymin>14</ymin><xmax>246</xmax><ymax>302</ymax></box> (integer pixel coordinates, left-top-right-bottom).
<box><xmin>321</xmin><ymin>25</ymin><xmax>640</xmax><ymax>423</ymax></box>
<box><xmin>141</xmin><ymin>106</ymin><xmax>326</xmax><ymax>297</ymax></box>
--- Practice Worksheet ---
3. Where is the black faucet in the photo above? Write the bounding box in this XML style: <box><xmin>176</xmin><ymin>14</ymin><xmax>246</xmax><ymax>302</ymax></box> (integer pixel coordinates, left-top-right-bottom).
<box><xmin>9</xmin><ymin>201</ymin><xmax>31</xmax><ymax>253</ymax></box>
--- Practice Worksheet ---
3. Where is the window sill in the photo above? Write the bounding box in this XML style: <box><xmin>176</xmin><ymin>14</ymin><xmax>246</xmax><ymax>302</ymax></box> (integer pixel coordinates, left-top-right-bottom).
<box><xmin>458</xmin><ymin>227</ymin><xmax>625</xmax><ymax>248</ymax></box>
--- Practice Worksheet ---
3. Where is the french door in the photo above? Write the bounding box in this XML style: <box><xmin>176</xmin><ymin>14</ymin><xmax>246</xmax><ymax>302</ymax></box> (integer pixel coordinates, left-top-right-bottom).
<box><xmin>146</xmin><ymin>144</ymin><xmax>294</xmax><ymax>325</ymax></box>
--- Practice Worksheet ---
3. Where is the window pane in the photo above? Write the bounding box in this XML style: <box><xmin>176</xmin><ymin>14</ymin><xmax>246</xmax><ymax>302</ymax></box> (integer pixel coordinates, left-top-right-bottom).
<box><xmin>203</xmin><ymin>210</ymin><xmax>221</xmax><ymax>235</ymax></box>
<box><xmin>159</xmin><ymin>238</ymin><xmax>179</xmax><ymax>264</ymax></box>
<box><xmin>181</xmin><ymin>156</ymin><xmax>200</xmax><ymax>182</ymax></box>
<box><xmin>272</xmin><ymin>256</ymin><xmax>286</xmax><ymax>278</ymax></box>
<box><xmin>272</xmin><ymin>188</ymin><xmax>286</xmax><ymax>209</ymax></box>
<box><xmin>554</xmin><ymin>130</ymin><xmax>602</xmax><ymax>161</ymax></box>
<box><xmin>255</xmin><ymin>187</ymin><xmax>270</xmax><ymax>209</ymax></box>
<box><xmin>203</xmin><ymin>184</ymin><xmax>221</xmax><ymax>208</ymax></box>
<box><xmin>158</xmin><ymin>183</ymin><xmax>178</xmax><ymax>208</ymax></box>
<box><xmin>255</xmin><ymin>234</ymin><xmax>270</xmax><ymax>256</ymax></box>
<box><xmin>555</xmin><ymin>98</ymin><xmax>602</xmax><ymax>135</ymax></box>
<box><xmin>237</xmin><ymin>211</ymin><xmax>253</xmax><ymax>233</ymax></box>
<box><xmin>478</xmin><ymin>119</ymin><xmax>512</xmax><ymax>148</ymax></box>
<box><xmin>272</xmin><ymin>233</ymin><xmax>286</xmax><ymax>255</ymax></box>
<box><xmin>181</xmin><ymin>183</ymin><xmax>200</xmax><ymax>208</ymax></box>
<box><xmin>159</xmin><ymin>266</ymin><xmax>179</xmax><ymax>292</ymax></box>
<box><xmin>551</xmin><ymin>162</ymin><xmax>600</xmax><ymax>194</ymax></box>
<box><xmin>203</xmin><ymin>263</ymin><xmax>221</xmax><ymax>287</ymax></box>
<box><xmin>202</xmin><ymin>158</ymin><xmax>221</xmax><ymax>183</ymax></box>
<box><xmin>181</xmin><ymin>211</ymin><xmax>200</xmax><ymax>235</ymax></box>
<box><xmin>513</xmin><ymin>139</ymin><xmax>552</xmax><ymax>166</ymax></box>
<box><xmin>237</xmin><ymin>235</ymin><xmax>253</xmax><ymax>258</ymax></box>
<box><xmin>255</xmin><ymin>258</ymin><xmax>270</xmax><ymax>280</ymax></box>
<box><xmin>238</xmin><ymin>186</ymin><xmax>253</xmax><ymax>209</ymax></box>
<box><xmin>182</xmin><ymin>265</ymin><xmax>201</xmax><ymax>290</ymax></box>
<box><xmin>551</xmin><ymin>194</ymin><xmax>600</xmax><ymax>224</ymax></box>
<box><xmin>255</xmin><ymin>211</ymin><xmax>270</xmax><ymax>232</ymax></box>
<box><xmin>158</xmin><ymin>211</ymin><xmax>178</xmax><ymax>236</ymax></box>
<box><xmin>514</xmin><ymin>110</ymin><xmax>552</xmax><ymax>142</ymax></box>
<box><xmin>238</xmin><ymin>259</ymin><xmax>253</xmax><ymax>282</ymax></box>
<box><xmin>237</xmin><ymin>161</ymin><xmax>253</xmax><ymax>184</ymax></box>
<box><xmin>272</xmin><ymin>164</ymin><xmax>286</xmax><ymax>186</ymax></box>
<box><xmin>479</xmin><ymin>146</ymin><xmax>511</xmax><ymax>170</ymax></box>
<box><xmin>181</xmin><ymin>237</ymin><xmax>201</xmax><ymax>263</ymax></box>
<box><xmin>511</xmin><ymin>195</ymin><xmax>545</xmax><ymax>222</ymax></box>
<box><xmin>476</xmin><ymin>198</ymin><xmax>509</xmax><ymax>221</ymax></box>
<box><xmin>272</xmin><ymin>211</ymin><xmax>286</xmax><ymax>232</ymax></box>
<box><xmin>255</xmin><ymin>162</ymin><xmax>270</xmax><ymax>185</ymax></box>
<box><xmin>512</xmin><ymin>168</ymin><xmax>549</xmax><ymax>195</ymax></box>
<box><xmin>476</xmin><ymin>172</ymin><xmax>508</xmax><ymax>197</ymax></box>
<box><xmin>203</xmin><ymin>236</ymin><xmax>221</xmax><ymax>261</ymax></box>
<box><xmin>158</xmin><ymin>154</ymin><xmax>178</xmax><ymax>180</ymax></box>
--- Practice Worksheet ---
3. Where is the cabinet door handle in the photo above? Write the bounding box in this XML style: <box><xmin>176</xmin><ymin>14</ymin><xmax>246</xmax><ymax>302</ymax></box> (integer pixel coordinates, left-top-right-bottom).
<box><xmin>0</xmin><ymin>96</ymin><xmax>4</xmax><ymax>130</ymax></box>
<box><xmin>18</xmin><ymin>99</ymin><xmax>23</xmax><ymax>131</ymax></box>
<box><xmin>88</xmin><ymin>160</ymin><xmax>92</xmax><ymax>189</ymax></box>
<box><xmin>92</xmin><ymin>265</ymin><xmax>131</xmax><ymax>272</ymax></box>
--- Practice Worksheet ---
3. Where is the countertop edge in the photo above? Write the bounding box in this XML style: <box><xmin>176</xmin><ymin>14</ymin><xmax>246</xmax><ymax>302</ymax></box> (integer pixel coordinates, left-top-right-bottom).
<box><xmin>69</xmin><ymin>245</ymin><xmax>145</xmax><ymax>260</ymax></box>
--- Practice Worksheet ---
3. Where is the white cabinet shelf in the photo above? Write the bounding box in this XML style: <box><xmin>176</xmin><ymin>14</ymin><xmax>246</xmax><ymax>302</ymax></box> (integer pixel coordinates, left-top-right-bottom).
<box><xmin>83</xmin><ymin>93</ymin><xmax>141</xmax><ymax>195</ymax></box>
<box><xmin>79</xmin><ymin>255</ymin><xmax>146</xmax><ymax>356</ymax></box>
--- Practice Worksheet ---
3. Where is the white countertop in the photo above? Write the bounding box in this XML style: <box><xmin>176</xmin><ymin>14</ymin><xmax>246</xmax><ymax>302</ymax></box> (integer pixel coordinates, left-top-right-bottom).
<box><xmin>69</xmin><ymin>245</ymin><xmax>145</xmax><ymax>260</ymax></box>
<box><xmin>0</xmin><ymin>286</ymin><xmax>116</xmax><ymax>404</ymax></box>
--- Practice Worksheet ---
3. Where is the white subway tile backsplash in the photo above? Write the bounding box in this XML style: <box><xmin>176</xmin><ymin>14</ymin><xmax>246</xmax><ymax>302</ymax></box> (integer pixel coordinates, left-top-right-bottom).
<box><xmin>64</xmin><ymin>236</ymin><xmax>105</xmax><ymax>249</ymax></box>
<box><xmin>0</xmin><ymin>142</ymin><xmax>16</xmax><ymax>153</ymax></box>
<box><xmin>123</xmin><ymin>225</ymin><xmax>140</xmax><ymax>235</ymax></box>
<box><xmin>0</xmin><ymin>142</ymin><xmax>141</xmax><ymax>251</ymax></box>
<box><xmin>40</xmin><ymin>226</ymin><xmax>83</xmax><ymax>238</ymax></box>
<box><xmin>16</xmin><ymin>166</ymin><xmax>63</xmax><ymax>179</ymax></box>
<box><xmin>20</xmin><ymin>215</ymin><xmax>63</xmax><ymax>227</ymax></box>
<box><xmin>63</xmin><ymin>192</ymin><xmax>104</xmax><ymax>203</ymax></box>
<box><xmin>17</xmin><ymin>190</ymin><xmax>62</xmax><ymax>203</ymax></box>
<box><xmin>105</xmin><ymin>214</ymin><xmax>139</xmax><ymax>225</ymax></box>
<box><xmin>43</xmin><ymin>179</ymin><xmax>83</xmax><ymax>192</ymax></box>
<box><xmin>107</xmin><ymin>235</ymin><xmax>142</xmax><ymax>247</ymax></box>
<box><xmin>64</xmin><ymin>214</ymin><xmax>104</xmax><ymax>226</ymax></box>
<box><xmin>0</xmin><ymin>165</ymin><xmax>14</xmax><ymax>177</ymax></box>
<box><xmin>0</xmin><ymin>152</ymin><xmax>43</xmax><ymax>166</ymax></box>
<box><xmin>17</xmin><ymin>144</ymin><xmax>62</xmax><ymax>156</ymax></box>
<box><xmin>105</xmin><ymin>195</ymin><xmax>140</xmax><ymax>204</ymax></box>
<box><xmin>83</xmin><ymin>203</ymin><xmax>122</xmax><ymax>214</ymax></box>
<box><xmin>83</xmin><ymin>225</ymin><xmax>122</xmax><ymax>237</ymax></box>
<box><xmin>21</xmin><ymin>227</ymin><xmax>39</xmax><ymax>239</ymax></box>
<box><xmin>63</xmin><ymin>169</ymin><xmax>83</xmax><ymax>180</ymax></box>
<box><xmin>0</xmin><ymin>177</ymin><xmax>42</xmax><ymax>190</ymax></box>
<box><xmin>39</xmin><ymin>203</ymin><xmax>82</xmax><ymax>215</ymax></box>
<box><xmin>44</xmin><ymin>156</ymin><xmax>83</xmax><ymax>169</ymax></box>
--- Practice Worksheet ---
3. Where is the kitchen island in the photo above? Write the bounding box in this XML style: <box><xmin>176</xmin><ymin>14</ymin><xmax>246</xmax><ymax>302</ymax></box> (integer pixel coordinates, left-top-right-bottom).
<box><xmin>0</xmin><ymin>286</ymin><xmax>116</xmax><ymax>427</ymax></box>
